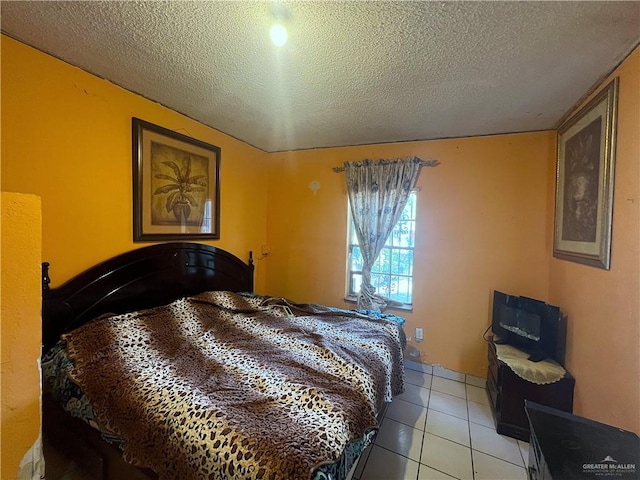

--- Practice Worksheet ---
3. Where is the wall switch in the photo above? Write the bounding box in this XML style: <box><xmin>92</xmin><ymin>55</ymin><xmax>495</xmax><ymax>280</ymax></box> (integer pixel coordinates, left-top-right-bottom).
<box><xmin>415</xmin><ymin>327</ymin><xmax>424</xmax><ymax>342</ymax></box>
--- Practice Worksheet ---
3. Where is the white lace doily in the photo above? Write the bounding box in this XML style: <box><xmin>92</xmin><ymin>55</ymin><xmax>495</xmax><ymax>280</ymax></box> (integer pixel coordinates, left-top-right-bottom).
<box><xmin>495</xmin><ymin>343</ymin><xmax>566</xmax><ymax>385</ymax></box>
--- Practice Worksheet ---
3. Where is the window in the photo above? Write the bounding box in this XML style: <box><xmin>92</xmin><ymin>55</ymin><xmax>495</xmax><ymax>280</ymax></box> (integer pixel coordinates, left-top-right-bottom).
<box><xmin>347</xmin><ymin>192</ymin><xmax>416</xmax><ymax>307</ymax></box>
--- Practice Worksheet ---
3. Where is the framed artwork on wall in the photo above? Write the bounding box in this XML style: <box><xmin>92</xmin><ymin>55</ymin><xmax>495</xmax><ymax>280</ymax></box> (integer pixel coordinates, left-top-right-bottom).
<box><xmin>553</xmin><ymin>78</ymin><xmax>618</xmax><ymax>270</ymax></box>
<box><xmin>132</xmin><ymin>118</ymin><xmax>221</xmax><ymax>242</ymax></box>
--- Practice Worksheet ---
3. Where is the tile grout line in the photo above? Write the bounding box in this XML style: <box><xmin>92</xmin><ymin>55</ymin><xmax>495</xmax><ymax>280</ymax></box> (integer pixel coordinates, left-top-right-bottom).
<box><xmin>414</xmin><ymin>387</ymin><xmax>430</xmax><ymax>480</ymax></box>
<box><xmin>519</xmin><ymin>440</ymin><xmax>529</xmax><ymax>469</ymax></box>
<box><xmin>466</xmin><ymin>391</ymin><xmax>478</xmax><ymax>480</ymax></box>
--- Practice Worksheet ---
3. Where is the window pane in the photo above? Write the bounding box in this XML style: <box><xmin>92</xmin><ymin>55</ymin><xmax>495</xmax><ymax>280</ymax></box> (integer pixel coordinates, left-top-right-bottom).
<box><xmin>351</xmin><ymin>246</ymin><xmax>363</xmax><ymax>270</ymax></box>
<box><xmin>347</xmin><ymin>191</ymin><xmax>416</xmax><ymax>305</ymax></box>
<box><xmin>390</xmin><ymin>276</ymin><xmax>412</xmax><ymax>303</ymax></box>
<box><xmin>350</xmin><ymin>273</ymin><xmax>362</xmax><ymax>296</ymax></box>
<box><xmin>390</xmin><ymin>249</ymin><xmax>400</xmax><ymax>274</ymax></box>
<box><xmin>389</xmin><ymin>275</ymin><xmax>399</xmax><ymax>296</ymax></box>
<box><xmin>379</xmin><ymin>248</ymin><xmax>391</xmax><ymax>274</ymax></box>
<box><xmin>400</xmin><ymin>195</ymin><xmax>416</xmax><ymax>221</ymax></box>
<box><xmin>398</xmin><ymin>249</ymin><xmax>413</xmax><ymax>276</ymax></box>
<box><xmin>394</xmin><ymin>221</ymin><xmax>413</xmax><ymax>247</ymax></box>
<box><xmin>372</xmin><ymin>273</ymin><xmax>391</xmax><ymax>296</ymax></box>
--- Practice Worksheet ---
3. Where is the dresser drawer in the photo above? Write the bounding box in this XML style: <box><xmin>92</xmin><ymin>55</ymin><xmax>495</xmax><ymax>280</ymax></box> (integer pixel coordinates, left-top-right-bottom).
<box><xmin>489</xmin><ymin>340</ymin><xmax>576</xmax><ymax>442</ymax></box>
<box><xmin>487</xmin><ymin>374</ymin><xmax>500</xmax><ymax>411</ymax></box>
<box><xmin>487</xmin><ymin>343</ymin><xmax>500</xmax><ymax>385</ymax></box>
<box><xmin>488</xmin><ymin>355</ymin><xmax>499</xmax><ymax>385</ymax></box>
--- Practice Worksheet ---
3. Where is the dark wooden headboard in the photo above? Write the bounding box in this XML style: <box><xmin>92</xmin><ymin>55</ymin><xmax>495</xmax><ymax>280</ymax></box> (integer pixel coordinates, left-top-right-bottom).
<box><xmin>42</xmin><ymin>242</ymin><xmax>254</xmax><ymax>350</ymax></box>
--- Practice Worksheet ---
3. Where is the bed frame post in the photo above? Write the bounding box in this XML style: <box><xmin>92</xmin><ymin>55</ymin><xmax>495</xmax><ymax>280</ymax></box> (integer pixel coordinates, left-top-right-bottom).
<box><xmin>42</xmin><ymin>261</ymin><xmax>51</xmax><ymax>293</ymax></box>
<box><xmin>248</xmin><ymin>251</ymin><xmax>254</xmax><ymax>292</ymax></box>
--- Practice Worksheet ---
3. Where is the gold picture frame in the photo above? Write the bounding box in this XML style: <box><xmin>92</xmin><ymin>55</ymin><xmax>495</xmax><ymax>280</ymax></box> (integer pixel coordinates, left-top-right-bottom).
<box><xmin>553</xmin><ymin>78</ymin><xmax>618</xmax><ymax>269</ymax></box>
<box><xmin>133</xmin><ymin>118</ymin><xmax>221</xmax><ymax>241</ymax></box>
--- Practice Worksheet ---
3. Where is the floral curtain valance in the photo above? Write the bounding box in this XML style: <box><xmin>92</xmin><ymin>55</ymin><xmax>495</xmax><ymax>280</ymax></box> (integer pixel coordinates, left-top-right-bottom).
<box><xmin>332</xmin><ymin>157</ymin><xmax>439</xmax><ymax>173</ymax></box>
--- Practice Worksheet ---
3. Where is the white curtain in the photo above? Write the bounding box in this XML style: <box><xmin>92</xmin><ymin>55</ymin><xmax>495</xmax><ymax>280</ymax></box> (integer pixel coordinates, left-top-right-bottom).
<box><xmin>344</xmin><ymin>157</ymin><xmax>422</xmax><ymax>311</ymax></box>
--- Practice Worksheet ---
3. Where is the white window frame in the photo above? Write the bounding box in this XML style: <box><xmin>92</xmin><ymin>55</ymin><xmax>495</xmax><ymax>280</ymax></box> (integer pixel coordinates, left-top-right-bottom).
<box><xmin>346</xmin><ymin>191</ymin><xmax>417</xmax><ymax>310</ymax></box>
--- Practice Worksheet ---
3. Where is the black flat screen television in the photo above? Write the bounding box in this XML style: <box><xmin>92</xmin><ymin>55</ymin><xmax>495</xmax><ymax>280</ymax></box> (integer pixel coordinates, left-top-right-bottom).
<box><xmin>492</xmin><ymin>290</ymin><xmax>567</xmax><ymax>365</ymax></box>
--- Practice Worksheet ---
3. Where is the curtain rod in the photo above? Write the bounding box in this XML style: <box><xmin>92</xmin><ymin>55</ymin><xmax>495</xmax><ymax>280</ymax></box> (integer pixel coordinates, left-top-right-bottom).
<box><xmin>332</xmin><ymin>157</ymin><xmax>440</xmax><ymax>173</ymax></box>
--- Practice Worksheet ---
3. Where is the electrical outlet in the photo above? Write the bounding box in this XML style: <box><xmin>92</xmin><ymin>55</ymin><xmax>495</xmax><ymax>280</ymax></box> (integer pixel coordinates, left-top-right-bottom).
<box><xmin>415</xmin><ymin>327</ymin><xmax>424</xmax><ymax>342</ymax></box>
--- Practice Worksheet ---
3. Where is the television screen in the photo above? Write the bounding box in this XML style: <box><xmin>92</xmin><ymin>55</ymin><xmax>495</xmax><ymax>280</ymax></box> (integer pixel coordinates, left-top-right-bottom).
<box><xmin>491</xmin><ymin>290</ymin><xmax>565</xmax><ymax>364</ymax></box>
<box><xmin>498</xmin><ymin>304</ymin><xmax>541</xmax><ymax>341</ymax></box>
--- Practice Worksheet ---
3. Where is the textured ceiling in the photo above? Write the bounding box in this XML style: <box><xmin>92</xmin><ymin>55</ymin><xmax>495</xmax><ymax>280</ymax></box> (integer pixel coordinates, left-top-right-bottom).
<box><xmin>2</xmin><ymin>1</ymin><xmax>639</xmax><ymax>152</ymax></box>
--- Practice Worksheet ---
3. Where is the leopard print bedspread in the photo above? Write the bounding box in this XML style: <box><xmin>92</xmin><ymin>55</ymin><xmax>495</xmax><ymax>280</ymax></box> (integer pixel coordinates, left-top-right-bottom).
<box><xmin>63</xmin><ymin>292</ymin><xmax>405</xmax><ymax>480</ymax></box>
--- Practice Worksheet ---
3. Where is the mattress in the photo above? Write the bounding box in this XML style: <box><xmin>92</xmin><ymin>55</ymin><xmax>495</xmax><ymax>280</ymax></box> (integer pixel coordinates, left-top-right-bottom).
<box><xmin>43</xmin><ymin>292</ymin><xmax>405</xmax><ymax>480</ymax></box>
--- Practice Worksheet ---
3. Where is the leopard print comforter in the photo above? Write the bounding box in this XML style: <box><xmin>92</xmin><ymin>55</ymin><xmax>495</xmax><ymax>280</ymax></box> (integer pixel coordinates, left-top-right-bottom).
<box><xmin>63</xmin><ymin>292</ymin><xmax>405</xmax><ymax>480</ymax></box>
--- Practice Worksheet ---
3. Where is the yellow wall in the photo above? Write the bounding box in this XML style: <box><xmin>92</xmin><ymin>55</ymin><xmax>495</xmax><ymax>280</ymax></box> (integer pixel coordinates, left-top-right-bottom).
<box><xmin>266</xmin><ymin>132</ymin><xmax>554</xmax><ymax>377</ymax></box>
<box><xmin>1</xmin><ymin>192</ymin><xmax>42</xmax><ymax>478</ymax></box>
<box><xmin>548</xmin><ymin>47</ymin><xmax>639</xmax><ymax>433</ymax></box>
<box><xmin>1</xmin><ymin>35</ymin><xmax>270</xmax><ymax>290</ymax></box>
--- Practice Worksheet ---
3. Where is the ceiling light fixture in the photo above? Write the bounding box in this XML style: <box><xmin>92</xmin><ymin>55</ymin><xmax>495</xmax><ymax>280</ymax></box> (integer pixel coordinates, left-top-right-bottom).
<box><xmin>269</xmin><ymin>3</ymin><xmax>290</xmax><ymax>47</ymax></box>
<box><xmin>270</xmin><ymin>23</ymin><xmax>288</xmax><ymax>47</ymax></box>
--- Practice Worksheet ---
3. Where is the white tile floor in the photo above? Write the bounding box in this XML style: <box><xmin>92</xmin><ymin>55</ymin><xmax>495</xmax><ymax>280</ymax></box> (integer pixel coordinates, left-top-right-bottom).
<box><xmin>352</xmin><ymin>364</ymin><xmax>529</xmax><ymax>480</ymax></box>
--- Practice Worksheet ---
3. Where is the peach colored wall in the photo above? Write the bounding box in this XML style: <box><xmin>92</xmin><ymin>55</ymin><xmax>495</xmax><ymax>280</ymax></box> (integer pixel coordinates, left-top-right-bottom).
<box><xmin>548</xmin><ymin>47</ymin><xmax>639</xmax><ymax>433</ymax></box>
<box><xmin>1</xmin><ymin>35</ymin><xmax>269</xmax><ymax>290</ymax></box>
<box><xmin>1</xmin><ymin>192</ymin><xmax>42</xmax><ymax>478</ymax></box>
<box><xmin>266</xmin><ymin>132</ymin><xmax>554</xmax><ymax>377</ymax></box>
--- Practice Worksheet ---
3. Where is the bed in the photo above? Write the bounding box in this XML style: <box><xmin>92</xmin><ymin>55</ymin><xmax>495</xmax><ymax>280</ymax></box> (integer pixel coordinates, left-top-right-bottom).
<box><xmin>41</xmin><ymin>242</ymin><xmax>406</xmax><ymax>480</ymax></box>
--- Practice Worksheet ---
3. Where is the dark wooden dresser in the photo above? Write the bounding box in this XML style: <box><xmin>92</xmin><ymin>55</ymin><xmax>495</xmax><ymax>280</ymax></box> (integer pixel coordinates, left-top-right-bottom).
<box><xmin>525</xmin><ymin>401</ymin><xmax>639</xmax><ymax>480</ymax></box>
<box><xmin>486</xmin><ymin>340</ymin><xmax>575</xmax><ymax>441</ymax></box>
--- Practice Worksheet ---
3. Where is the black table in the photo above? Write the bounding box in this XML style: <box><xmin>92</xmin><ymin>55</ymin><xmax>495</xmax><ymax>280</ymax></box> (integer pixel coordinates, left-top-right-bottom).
<box><xmin>525</xmin><ymin>401</ymin><xmax>639</xmax><ymax>480</ymax></box>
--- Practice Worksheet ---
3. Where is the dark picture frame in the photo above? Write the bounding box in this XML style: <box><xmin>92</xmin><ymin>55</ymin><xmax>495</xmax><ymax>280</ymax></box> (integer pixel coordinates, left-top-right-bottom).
<box><xmin>553</xmin><ymin>78</ymin><xmax>618</xmax><ymax>269</ymax></box>
<box><xmin>132</xmin><ymin>118</ymin><xmax>221</xmax><ymax>242</ymax></box>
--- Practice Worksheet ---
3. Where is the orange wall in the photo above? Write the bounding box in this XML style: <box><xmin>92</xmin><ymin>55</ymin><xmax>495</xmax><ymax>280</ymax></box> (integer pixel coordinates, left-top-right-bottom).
<box><xmin>1</xmin><ymin>35</ymin><xmax>269</xmax><ymax>290</ymax></box>
<box><xmin>266</xmin><ymin>132</ymin><xmax>554</xmax><ymax>377</ymax></box>
<box><xmin>1</xmin><ymin>192</ymin><xmax>42</xmax><ymax>478</ymax></box>
<box><xmin>548</xmin><ymin>47</ymin><xmax>639</xmax><ymax>433</ymax></box>
<box><xmin>2</xmin><ymin>33</ymin><xmax>637</xmax><ymax>435</ymax></box>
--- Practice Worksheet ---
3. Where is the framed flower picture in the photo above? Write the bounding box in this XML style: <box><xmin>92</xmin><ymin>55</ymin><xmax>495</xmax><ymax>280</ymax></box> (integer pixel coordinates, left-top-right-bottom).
<box><xmin>553</xmin><ymin>78</ymin><xmax>618</xmax><ymax>269</ymax></box>
<box><xmin>132</xmin><ymin>118</ymin><xmax>221</xmax><ymax>241</ymax></box>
